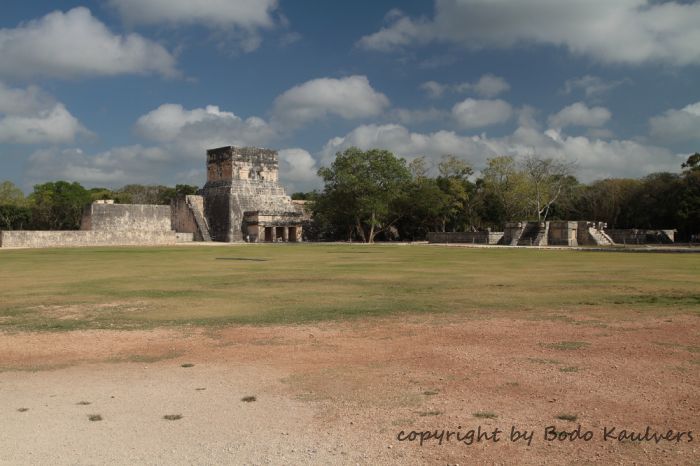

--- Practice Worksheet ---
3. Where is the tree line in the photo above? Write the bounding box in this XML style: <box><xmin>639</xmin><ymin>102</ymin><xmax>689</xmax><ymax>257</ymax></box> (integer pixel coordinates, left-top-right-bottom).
<box><xmin>0</xmin><ymin>182</ymin><xmax>198</xmax><ymax>231</ymax></box>
<box><xmin>2</xmin><ymin>150</ymin><xmax>698</xmax><ymax>241</ymax></box>
<box><xmin>300</xmin><ymin>148</ymin><xmax>700</xmax><ymax>242</ymax></box>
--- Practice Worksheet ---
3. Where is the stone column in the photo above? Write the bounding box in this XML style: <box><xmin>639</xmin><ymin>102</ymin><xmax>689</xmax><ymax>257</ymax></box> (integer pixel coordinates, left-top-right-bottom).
<box><xmin>270</xmin><ymin>227</ymin><xmax>276</xmax><ymax>242</ymax></box>
<box><xmin>282</xmin><ymin>227</ymin><xmax>289</xmax><ymax>242</ymax></box>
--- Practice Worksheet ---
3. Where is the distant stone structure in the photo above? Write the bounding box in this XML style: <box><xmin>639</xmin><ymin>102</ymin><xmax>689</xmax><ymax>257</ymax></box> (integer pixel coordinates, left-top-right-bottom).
<box><xmin>0</xmin><ymin>201</ymin><xmax>183</xmax><ymax>248</ymax></box>
<box><xmin>426</xmin><ymin>221</ymin><xmax>677</xmax><ymax>246</ymax></box>
<box><xmin>198</xmin><ymin>146</ymin><xmax>302</xmax><ymax>242</ymax></box>
<box><xmin>1</xmin><ymin>146</ymin><xmax>303</xmax><ymax>248</ymax></box>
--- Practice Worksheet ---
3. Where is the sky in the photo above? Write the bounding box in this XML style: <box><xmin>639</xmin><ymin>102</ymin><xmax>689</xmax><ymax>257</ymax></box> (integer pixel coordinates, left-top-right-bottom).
<box><xmin>1</xmin><ymin>0</ymin><xmax>699</xmax><ymax>194</ymax></box>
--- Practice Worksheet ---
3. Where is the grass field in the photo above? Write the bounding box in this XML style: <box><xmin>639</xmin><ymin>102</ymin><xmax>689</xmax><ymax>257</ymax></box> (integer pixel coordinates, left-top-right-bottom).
<box><xmin>1</xmin><ymin>244</ymin><xmax>699</xmax><ymax>331</ymax></box>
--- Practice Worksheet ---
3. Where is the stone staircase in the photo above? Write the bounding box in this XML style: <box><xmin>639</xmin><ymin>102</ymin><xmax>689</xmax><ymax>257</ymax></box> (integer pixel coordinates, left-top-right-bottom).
<box><xmin>533</xmin><ymin>222</ymin><xmax>549</xmax><ymax>246</ymax></box>
<box><xmin>517</xmin><ymin>223</ymin><xmax>544</xmax><ymax>246</ymax></box>
<box><xmin>186</xmin><ymin>196</ymin><xmax>212</xmax><ymax>241</ymax></box>
<box><xmin>588</xmin><ymin>226</ymin><xmax>614</xmax><ymax>246</ymax></box>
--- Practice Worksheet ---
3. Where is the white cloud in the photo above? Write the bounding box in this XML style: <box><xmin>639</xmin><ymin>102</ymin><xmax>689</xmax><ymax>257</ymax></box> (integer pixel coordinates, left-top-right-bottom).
<box><xmin>563</xmin><ymin>75</ymin><xmax>627</xmax><ymax>98</ymax></box>
<box><xmin>0</xmin><ymin>82</ymin><xmax>89</xmax><ymax>144</ymax></box>
<box><xmin>26</xmin><ymin>146</ymin><xmax>170</xmax><ymax>187</ymax></box>
<box><xmin>131</xmin><ymin>103</ymin><xmax>320</xmax><ymax>190</ymax></box>
<box><xmin>272</xmin><ymin>75</ymin><xmax>390</xmax><ymax>129</ymax></box>
<box><xmin>358</xmin><ymin>0</ymin><xmax>700</xmax><ymax>66</ymax></box>
<box><xmin>548</xmin><ymin>102</ymin><xmax>611</xmax><ymax>129</ymax></box>
<box><xmin>452</xmin><ymin>98</ymin><xmax>513</xmax><ymax>128</ymax></box>
<box><xmin>389</xmin><ymin>107</ymin><xmax>447</xmax><ymax>125</ymax></box>
<box><xmin>0</xmin><ymin>82</ymin><xmax>54</xmax><ymax>115</ymax></box>
<box><xmin>319</xmin><ymin>124</ymin><xmax>497</xmax><ymax>169</ymax></box>
<box><xmin>422</xmin><ymin>74</ymin><xmax>510</xmax><ymax>99</ymax></box>
<box><xmin>109</xmin><ymin>0</ymin><xmax>278</xmax><ymax>28</ymax></box>
<box><xmin>319</xmin><ymin>123</ymin><xmax>682</xmax><ymax>182</ymax></box>
<box><xmin>135</xmin><ymin>103</ymin><xmax>275</xmax><ymax>149</ymax></box>
<box><xmin>649</xmin><ymin>101</ymin><xmax>700</xmax><ymax>144</ymax></box>
<box><xmin>457</xmin><ymin>74</ymin><xmax>511</xmax><ymax>98</ymax></box>
<box><xmin>277</xmin><ymin>148</ymin><xmax>320</xmax><ymax>192</ymax></box>
<box><xmin>0</xmin><ymin>7</ymin><xmax>178</xmax><ymax>80</ymax></box>
<box><xmin>109</xmin><ymin>0</ymin><xmax>279</xmax><ymax>52</ymax></box>
<box><xmin>420</xmin><ymin>81</ymin><xmax>448</xmax><ymax>98</ymax></box>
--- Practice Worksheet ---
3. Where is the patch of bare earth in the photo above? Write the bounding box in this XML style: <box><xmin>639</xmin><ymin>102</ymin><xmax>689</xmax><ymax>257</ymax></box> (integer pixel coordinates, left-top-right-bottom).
<box><xmin>1</xmin><ymin>314</ymin><xmax>698</xmax><ymax>464</ymax></box>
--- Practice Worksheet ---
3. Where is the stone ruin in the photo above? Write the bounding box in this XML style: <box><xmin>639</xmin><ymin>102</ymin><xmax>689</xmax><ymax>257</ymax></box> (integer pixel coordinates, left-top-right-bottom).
<box><xmin>197</xmin><ymin>146</ymin><xmax>303</xmax><ymax>242</ymax></box>
<box><xmin>427</xmin><ymin>221</ymin><xmax>676</xmax><ymax>246</ymax></box>
<box><xmin>0</xmin><ymin>146</ymin><xmax>678</xmax><ymax>248</ymax></box>
<box><xmin>0</xmin><ymin>146</ymin><xmax>303</xmax><ymax>248</ymax></box>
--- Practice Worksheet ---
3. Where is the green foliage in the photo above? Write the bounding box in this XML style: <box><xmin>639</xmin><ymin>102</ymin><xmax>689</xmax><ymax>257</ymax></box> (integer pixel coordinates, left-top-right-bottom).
<box><xmin>480</xmin><ymin>156</ymin><xmax>529</xmax><ymax>223</ymax></box>
<box><xmin>0</xmin><ymin>181</ymin><xmax>26</xmax><ymax>206</ymax></box>
<box><xmin>0</xmin><ymin>204</ymin><xmax>32</xmax><ymax>230</ymax></box>
<box><xmin>682</xmin><ymin>152</ymin><xmax>700</xmax><ymax>172</ymax></box>
<box><xmin>291</xmin><ymin>192</ymin><xmax>312</xmax><ymax>200</ymax></box>
<box><xmin>29</xmin><ymin>181</ymin><xmax>92</xmax><ymax>230</ymax></box>
<box><xmin>315</xmin><ymin>147</ymin><xmax>412</xmax><ymax>242</ymax></box>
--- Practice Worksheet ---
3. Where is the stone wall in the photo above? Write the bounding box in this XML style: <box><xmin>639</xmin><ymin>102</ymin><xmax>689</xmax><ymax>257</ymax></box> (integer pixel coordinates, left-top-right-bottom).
<box><xmin>171</xmin><ymin>196</ymin><xmax>198</xmax><ymax>235</ymax></box>
<box><xmin>606</xmin><ymin>229</ymin><xmax>675</xmax><ymax>244</ymax></box>
<box><xmin>427</xmin><ymin>231</ymin><xmax>504</xmax><ymax>244</ymax></box>
<box><xmin>0</xmin><ymin>230</ymin><xmax>178</xmax><ymax>248</ymax></box>
<box><xmin>82</xmin><ymin>203</ymin><xmax>171</xmax><ymax>232</ymax></box>
<box><xmin>548</xmin><ymin>221</ymin><xmax>578</xmax><ymax>246</ymax></box>
<box><xmin>201</xmin><ymin>146</ymin><xmax>301</xmax><ymax>242</ymax></box>
<box><xmin>1</xmin><ymin>201</ymin><xmax>183</xmax><ymax>249</ymax></box>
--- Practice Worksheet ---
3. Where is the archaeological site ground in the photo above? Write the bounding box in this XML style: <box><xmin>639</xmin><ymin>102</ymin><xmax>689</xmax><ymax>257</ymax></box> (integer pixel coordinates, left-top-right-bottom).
<box><xmin>1</xmin><ymin>244</ymin><xmax>698</xmax><ymax>464</ymax></box>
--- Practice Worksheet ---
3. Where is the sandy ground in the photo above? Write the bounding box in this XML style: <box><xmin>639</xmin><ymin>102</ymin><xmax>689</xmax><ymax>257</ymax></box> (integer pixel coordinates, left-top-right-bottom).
<box><xmin>1</xmin><ymin>313</ymin><xmax>698</xmax><ymax>465</ymax></box>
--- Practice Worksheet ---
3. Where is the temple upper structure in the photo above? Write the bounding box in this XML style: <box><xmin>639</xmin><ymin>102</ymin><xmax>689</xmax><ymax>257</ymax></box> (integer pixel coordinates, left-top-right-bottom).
<box><xmin>200</xmin><ymin>146</ymin><xmax>303</xmax><ymax>242</ymax></box>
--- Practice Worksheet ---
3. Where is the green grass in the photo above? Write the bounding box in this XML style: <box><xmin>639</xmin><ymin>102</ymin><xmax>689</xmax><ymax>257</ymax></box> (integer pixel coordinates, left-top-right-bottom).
<box><xmin>1</xmin><ymin>244</ymin><xmax>699</xmax><ymax>331</ymax></box>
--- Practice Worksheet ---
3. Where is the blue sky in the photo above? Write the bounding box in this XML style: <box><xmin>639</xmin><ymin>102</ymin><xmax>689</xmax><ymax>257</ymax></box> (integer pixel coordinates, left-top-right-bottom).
<box><xmin>1</xmin><ymin>0</ymin><xmax>699</xmax><ymax>193</ymax></box>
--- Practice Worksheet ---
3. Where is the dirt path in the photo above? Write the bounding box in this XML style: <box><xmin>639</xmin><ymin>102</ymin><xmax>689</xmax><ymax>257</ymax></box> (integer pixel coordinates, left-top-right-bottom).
<box><xmin>1</xmin><ymin>313</ymin><xmax>698</xmax><ymax>464</ymax></box>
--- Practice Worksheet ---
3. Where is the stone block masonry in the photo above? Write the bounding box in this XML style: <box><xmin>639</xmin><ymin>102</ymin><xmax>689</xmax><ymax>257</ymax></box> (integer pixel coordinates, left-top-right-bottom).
<box><xmin>1</xmin><ymin>203</ymin><xmax>179</xmax><ymax>248</ymax></box>
<box><xmin>201</xmin><ymin>146</ymin><xmax>302</xmax><ymax>242</ymax></box>
<box><xmin>82</xmin><ymin>203</ymin><xmax>171</xmax><ymax>232</ymax></box>
<box><xmin>0</xmin><ymin>230</ymin><xmax>179</xmax><ymax>248</ymax></box>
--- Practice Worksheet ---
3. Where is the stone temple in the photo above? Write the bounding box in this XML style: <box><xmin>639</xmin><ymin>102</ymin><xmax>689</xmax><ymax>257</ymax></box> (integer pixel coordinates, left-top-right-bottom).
<box><xmin>200</xmin><ymin>146</ymin><xmax>303</xmax><ymax>242</ymax></box>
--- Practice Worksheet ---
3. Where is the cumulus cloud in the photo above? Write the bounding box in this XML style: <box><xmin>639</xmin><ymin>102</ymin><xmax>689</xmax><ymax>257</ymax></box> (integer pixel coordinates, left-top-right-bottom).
<box><xmin>319</xmin><ymin>123</ymin><xmax>682</xmax><ymax>182</ymax></box>
<box><xmin>109</xmin><ymin>0</ymin><xmax>280</xmax><ymax>52</ymax></box>
<box><xmin>358</xmin><ymin>0</ymin><xmax>700</xmax><ymax>66</ymax></box>
<box><xmin>277</xmin><ymin>148</ymin><xmax>320</xmax><ymax>192</ymax></box>
<box><xmin>0</xmin><ymin>7</ymin><xmax>178</xmax><ymax>80</ymax></box>
<box><xmin>563</xmin><ymin>75</ymin><xmax>627</xmax><ymax>99</ymax></box>
<box><xmin>388</xmin><ymin>107</ymin><xmax>447</xmax><ymax>125</ymax></box>
<box><xmin>26</xmin><ymin>146</ymin><xmax>170</xmax><ymax>187</ymax></box>
<box><xmin>319</xmin><ymin>123</ymin><xmax>497</xmax><ymax>169</ymax></box>
<box><xmin>452</xmin><ymin>98</ymin><xmax>513</xmax><ymax>128</ymax></box>
<box><xmin>0</xmin><ymin>82</ymin><xmax>89</xmax><ymax>144</ymax></box>
<box><xmin>456</xmin><ymin>74</ymin><xmax>510</xmax><ymax>98</ymax></box>
<box><xmin>421</xmin><ymin>74</ymin><xmax>510</xmax><ymax>99</ymax></box>
<box><xmin>135</xmin><ymin>103</ymin><xmax>275</xmax><ymax>149</ymax></box>
<box><xmin>649</xmin><ymin>101</ymin><xmax>700</xmax><ymax>144</ymax></box>
<box><xmin>420</xmin><ymin>81</ymin><xmax>448</xmax><ymax>99</ymax></box>
<box><xmin>272</xmin><ymin>75</ymin><xmax>390</xmax><ymax>129</ymax></box>
<box><xmin>110</xmin><ymin>0</ymin><xmax>277</xmax><ymax>27</ymax></box>
<box><xmin>548</xmin><ymin>102</ymin><xmax>612</xmax><ymax>129</ymax></box>
<box><xmin>133</xmin><ymin>103</ymin><xmax>317</xmax><ymax>190</ymax></box>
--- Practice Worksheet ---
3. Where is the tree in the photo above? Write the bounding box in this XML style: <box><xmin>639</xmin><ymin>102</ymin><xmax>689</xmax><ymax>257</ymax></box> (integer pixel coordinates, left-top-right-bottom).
<box><xmin>0</xmin><ymin>181</ymin><xmax>31</xmax><ymax>231</ymax></box>
<box><xmin>315</xmin><ymin>147</ymin><xmax>411</xmax><ymax>243</ymax></box>
<box><xmin>480</xmin><ymin>156</ymin><xmax>529</xmax><ymax>223</ymax></box>
<box><xmin>0</xmin><ymin>181</ymin><xmax>26</xmax><ymax>206</ymax></box>
<box><xmin>435</xmin><ymin>155</ymin><xmax>478</xmax><ymax>231</ymax></box>
<box><xmin>521</xmin><ymin>155</ymin><xmax>575</xmax><ymax>221</ymax></box>
<box><xmin>30</xmin><ymin>181</ymin><xmax>92</xmax><ymax>230</ymax></box>
<box><xmin>682</xmin><ymin>152</ymin><xmax>700</xmax><ymax>172</ymax></box>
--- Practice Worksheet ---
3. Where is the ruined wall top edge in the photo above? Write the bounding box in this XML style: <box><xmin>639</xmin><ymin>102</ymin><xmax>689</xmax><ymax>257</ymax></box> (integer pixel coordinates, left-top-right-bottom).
<box><xmin>206</xmin><ymin>146</ymin><xmax>278</xmax><ymax>164</ymax></box>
